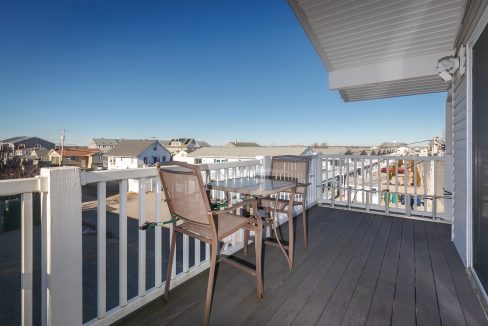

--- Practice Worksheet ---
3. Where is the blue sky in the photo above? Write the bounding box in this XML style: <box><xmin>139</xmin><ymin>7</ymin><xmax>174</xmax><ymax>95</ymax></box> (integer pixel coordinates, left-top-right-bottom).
<box><xmin>0</xmin><ymin>0</ymin><xmax>446</xmax><ymax>146</ymax></box>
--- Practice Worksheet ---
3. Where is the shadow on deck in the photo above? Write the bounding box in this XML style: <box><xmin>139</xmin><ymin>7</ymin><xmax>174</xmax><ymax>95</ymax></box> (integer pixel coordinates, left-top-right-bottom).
<box><xmin>117</xmin><ymin>206</ymin><xmax>488</xmax><ymax>326</ymax></box>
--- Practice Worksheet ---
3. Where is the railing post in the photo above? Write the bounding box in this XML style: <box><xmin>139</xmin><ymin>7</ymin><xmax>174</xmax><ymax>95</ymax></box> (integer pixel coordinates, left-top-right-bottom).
<box><xmin>40</xmin><ymin>167</ymin><xmax>82</xmax><ymax>326</ymax></box>
<box><xmin>347</xmin><ymin>187</ymin><xmax>352</xmax><ymax>209</ymax></box>
<box><xmin>314</xmin><ymin>153</ymin><xmax>323</xmax><ymax>206</ymax></box>
<box><xmin>384</xmin><ymin>190</ymin><xmax>390</xmax><ymax>215</ymax></box>
<box><xmin>406</xmin><ymin>194</ymin><xmax>411</xmax><ymax>216</ymax></box>
<box><xmin>366</xmin><ymin>190</ymin><xmax>370</xmax><ymax>212</ymax></box>
<box><xmin>432</xmin><ymin>196</ymin><xmax>437</xmax><ymax>220</ymax></box>
<box><xmin>257</xmin><ymin>155</ymin><xmax>272</xmax><ymax>177</ymax></box>
<box><xmin>331</xmin><ymin>183</ymin><xmax>335</xmax><ymax>208</ymax></box>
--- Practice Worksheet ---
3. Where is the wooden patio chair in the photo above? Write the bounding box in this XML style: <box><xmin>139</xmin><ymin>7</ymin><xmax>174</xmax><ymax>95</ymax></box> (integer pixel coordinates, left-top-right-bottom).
<box><xmin>156</xmin><ymin>162</ymin><xmax>263</xmax><ymax>326</ymax></box>
<box><xmin>259</xmin><ymin>155</ymin><xmax>311</xmax><ymax>248</ymax></box>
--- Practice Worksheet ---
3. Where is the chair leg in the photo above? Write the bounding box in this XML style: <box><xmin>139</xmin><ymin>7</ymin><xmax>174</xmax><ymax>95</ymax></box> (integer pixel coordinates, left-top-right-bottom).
<box><xmin>204</xmin><ymin>243</ymin><xmax>219</xmax><ymax>326</ymax></box>
<box><xmin>254</xmin><ymin>226</ymin><xmax>264</xmax><ymax>299</ymax></box>
<box><xmin>243</xmin><ymin>230</ymin><xmax>249</xmax><ymax>256</ymax></box>
<box><xmin>302</xmin><ymin>201</ymin><xmax>308</xmax><ymax>249</ymax></box>
<box><xmin>164</xmin><ymin>228</ymin><xmax>177</xmax><ymax>302</ymax></box>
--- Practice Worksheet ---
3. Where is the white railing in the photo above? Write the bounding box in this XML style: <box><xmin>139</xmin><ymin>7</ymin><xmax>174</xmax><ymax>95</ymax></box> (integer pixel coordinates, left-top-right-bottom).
<box><xmin>317</xmin><ymin>153</ymin><xmax>450</xmax><ymax>222</ymax></box>
<box><xmin>0</xmin><ymin>176</ymin><xmax>46</xmax><ymax>326</ymax></box>
<box><xmin>80</xmin><ymin>160</ymin><xmax>264</xmax><ymax>325</ymax></box>
<box><xmin>2</xmin><ymin>156</ymin><xmax>323</xmax><ymax>326</ymax></box>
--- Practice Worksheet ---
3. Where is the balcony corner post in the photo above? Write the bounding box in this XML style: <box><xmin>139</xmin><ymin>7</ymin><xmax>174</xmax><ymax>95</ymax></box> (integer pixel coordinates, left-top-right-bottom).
<box><xmin>313</xmin><ymin>153</ymin><xmax>323</xmax><ymax>206</ymax></box>
<box><xmin>40</xmin><ymin>167</ymin><xmax>83</xmax><ymax>326</ymax></box>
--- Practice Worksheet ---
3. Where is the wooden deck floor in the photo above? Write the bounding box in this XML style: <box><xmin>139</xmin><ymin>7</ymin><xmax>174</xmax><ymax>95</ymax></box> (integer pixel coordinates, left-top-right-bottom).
<box><xmin>117</xmin><ymin>207</ymin><xmax>488</xmax><ymax>326</ymax></box>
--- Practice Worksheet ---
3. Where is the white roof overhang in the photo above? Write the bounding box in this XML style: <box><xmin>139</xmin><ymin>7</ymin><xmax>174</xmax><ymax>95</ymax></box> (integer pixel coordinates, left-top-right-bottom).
<box><xmin>288</xmin><ymin>0</ymin><xmax>466</xmax><ymax>101</ymax></box>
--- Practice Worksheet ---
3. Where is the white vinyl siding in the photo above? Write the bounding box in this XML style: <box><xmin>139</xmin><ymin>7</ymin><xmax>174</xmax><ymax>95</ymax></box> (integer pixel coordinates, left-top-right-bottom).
<box><xmin>450</xmin><ymin>0</ymin><xmax>488</xmax><ymax>267</ymax></box>
<box><xmin>452</xmin><ymin>74</ymin><xmax>468</xmax><ymax>266</ymax></box>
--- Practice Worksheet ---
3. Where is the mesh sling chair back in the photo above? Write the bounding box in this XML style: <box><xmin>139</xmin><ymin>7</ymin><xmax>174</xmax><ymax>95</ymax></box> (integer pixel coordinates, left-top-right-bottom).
<box><xmin>260</xmin><ymin>155</ymin><xmax>311</xmax><ymax>247</ymax></box>
<box><xmin>156</xmin><ymin>162</ymin><xmax>263</xmax><ymax>326</ymax></box>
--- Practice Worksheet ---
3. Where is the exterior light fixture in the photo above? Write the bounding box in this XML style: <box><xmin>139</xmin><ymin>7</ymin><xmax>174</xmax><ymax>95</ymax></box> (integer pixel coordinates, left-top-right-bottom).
<box><xmin>436</xmin><ymin>56</ymin><xmax>460</xmax><ymax>82</ymax></box>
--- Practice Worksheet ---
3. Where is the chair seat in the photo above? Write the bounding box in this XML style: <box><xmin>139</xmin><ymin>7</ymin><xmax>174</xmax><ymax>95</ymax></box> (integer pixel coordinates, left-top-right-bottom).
<box><xmin>178</xmin><ymin>213</ymin><xmax>254</xmax><ymax>241</ymax></box>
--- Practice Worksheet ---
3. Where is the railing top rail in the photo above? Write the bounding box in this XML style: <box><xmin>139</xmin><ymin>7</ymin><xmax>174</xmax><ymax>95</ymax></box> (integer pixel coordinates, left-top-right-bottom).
<box><xmin>81</xmin><ymin>167</ymin><xmax>158</xmax><ymax>185</ymax></box>
<box><xmin>319</xmin><ymin>154</ymin><xmax>444</xmax><ymax>161</ymax></box>
<box><xmin>80</xmin><ymin>160</ymin><xmax>263</xmax><ymax>185</ymax></box>
<box><xmin>0</xmin><ymin>176</ymin><xmax>45</xmax><ymax>196</ymax></box>
<box><xmin>198</xmin><ymin>159</ymin><xmax>261</xmax><ymax>171</ymax></box>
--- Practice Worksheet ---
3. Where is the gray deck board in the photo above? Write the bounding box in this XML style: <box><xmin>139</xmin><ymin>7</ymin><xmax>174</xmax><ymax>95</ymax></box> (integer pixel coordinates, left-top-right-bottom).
<box><xmin>414</xmin><ymin>221</ymin><xmax>441</xmax><ymax>326</ymax></box>
<box><xmin>365</xmin><ymin>218</ymin><xmax>403</xmax><ymax>326</ymax></box>
<box><xmin>341</xmin><ymin>217</ymin><xmax>393</xmax><ymax>326</ymax></box>
<box><xmin>116</xmin><ymin>207</ymin><xmax>488</xmax><ymax>326</ymax></box>
<box><xmin>391</xmin><ymin>219</ymin><xmax>416</xmax><ymax>326</ymax></box>
<box><xmin>437</xmin><ymin>224</ymin><xmax>488</xmax><ymax>326</ymax></box>
<box><xmin>315</xmin><ymin>216</ymin><xmax>386</xmax><ymax>326</ymax></box>
<box><xmin>425</xmin><ymin>222</ymin><xmax>466</xmax><ymax>326</ymax></box>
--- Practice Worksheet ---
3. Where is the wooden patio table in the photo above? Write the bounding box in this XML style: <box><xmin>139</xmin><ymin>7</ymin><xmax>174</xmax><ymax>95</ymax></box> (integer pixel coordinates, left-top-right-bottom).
<box><xmin>208</xmin><ymin>177</ymin><xmax>297</xmax><ymax>269</ymax></box>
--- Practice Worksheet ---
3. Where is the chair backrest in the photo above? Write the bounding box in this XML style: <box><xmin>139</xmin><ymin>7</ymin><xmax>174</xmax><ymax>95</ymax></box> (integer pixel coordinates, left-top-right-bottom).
<box><xmin>157</xmin><ymin>162</ymin><xmax>211</xmax><ymax>226</ymax></box>
<box><xmin>270</xmin><ymin>156</ymin><xmax>310</xmax><ymax>193</ymax></box>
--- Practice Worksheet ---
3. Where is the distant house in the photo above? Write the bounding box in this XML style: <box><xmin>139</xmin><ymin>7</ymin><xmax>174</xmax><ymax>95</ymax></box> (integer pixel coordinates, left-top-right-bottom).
<box><xmin>186</xmin><ymin>146</ymin><xmax>311</xmax><ymax>164</ymax></box>
<box><xmin>48</xmin><ymin>147</ymin><xmax>103</xmax><ymax>170</ymax></box>
<box><xmin>0</xmin><ymin>136</ymin><xmax>55</xmax><ymax>161</ymax></box>
<box><xmin>107</xmin><ymin>140</ymin><xmax>171</xmax><ymax>192</ymax></box>
<box><xmin>107</xmin><ymin>140</ymin><xmax>170</xmax><ymax>169</ymax></box>
<box><xmin>162</xmin><ymin>138</ymin><xmax>209</xmax><ymax>157</ymax></box>
<box><xmin>172</xmin><ymin>149</ymin><xmax>190</xmax><ymax>162</ymax></box>
<box><xmin>88</xmin><ymin>138</ymin><xmax>122</xmax><ymax>153</ymax></box>
<box><xmin>27</xmin><ymin>148</ymin><xmax>51</xmax><ymax>165</ymax></box>
<box><xmin>224</xmin><ymin>141</ymin><xmax>260</xmax><ymax>147</ymax></box>
<box><xmin>420</xmin><ymin>148</ymin><xmax>429</xmax><ymax>156</ymax></box>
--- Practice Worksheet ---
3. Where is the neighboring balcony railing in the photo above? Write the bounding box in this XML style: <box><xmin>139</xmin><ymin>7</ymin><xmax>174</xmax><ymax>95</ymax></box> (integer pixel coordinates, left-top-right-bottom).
<box><xmin>316</xmin><ymin>154</ymin><xmax>450</xmax><ymax>222</ymax></box>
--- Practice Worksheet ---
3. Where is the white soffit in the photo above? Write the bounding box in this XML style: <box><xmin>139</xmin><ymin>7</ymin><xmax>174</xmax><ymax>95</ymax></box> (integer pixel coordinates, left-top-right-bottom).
<box><xmin>289</xmin><ymin>0</ymin><xmax>466</xmax><ymax>101</ymax></box>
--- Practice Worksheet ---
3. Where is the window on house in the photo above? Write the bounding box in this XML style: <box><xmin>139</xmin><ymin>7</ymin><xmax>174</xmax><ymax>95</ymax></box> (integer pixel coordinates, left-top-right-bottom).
<box><xmin>144</xmin><ymin>157</ymin><xmax>147</xmax><ymax>164</ymax></box>
<box><xmin>195</xmin><ymin>158</ymin><xmax>202</xmax><ymax>164</ymax></box>
<box><xmin>162</xmin><ymin>156</ymin><xmax>166</xmax><ymax>162</ymax></box>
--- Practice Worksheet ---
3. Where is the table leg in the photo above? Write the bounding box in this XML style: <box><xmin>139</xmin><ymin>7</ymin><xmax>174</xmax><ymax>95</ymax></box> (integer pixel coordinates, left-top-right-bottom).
<box><xmin>287</xmin><ymin>188</ymin><xmax>296</xmax><ymax>269</ymax></box>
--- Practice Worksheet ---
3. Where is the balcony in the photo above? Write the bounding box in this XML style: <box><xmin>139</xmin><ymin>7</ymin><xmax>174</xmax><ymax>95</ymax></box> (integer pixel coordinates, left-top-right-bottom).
<box><xmin>0</xmin><ymin>155</ymin><xmax>486</xmax><ymax>325</ymax></box>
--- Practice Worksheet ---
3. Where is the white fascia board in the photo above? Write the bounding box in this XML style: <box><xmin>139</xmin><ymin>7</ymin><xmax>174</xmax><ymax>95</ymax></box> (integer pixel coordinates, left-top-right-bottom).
<box><xmin>329</xmin><ymin>52</ymin><xmax>453</xmax><ymax>90</ymax></box>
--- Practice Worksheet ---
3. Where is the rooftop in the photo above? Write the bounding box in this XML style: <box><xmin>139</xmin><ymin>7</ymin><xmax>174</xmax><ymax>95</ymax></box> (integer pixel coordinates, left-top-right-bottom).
<box><xmin>106</xmin><ymin>140</ymin><xmax>162</xmax><ymax>157</ymax></box>
<box><xmin>90</xmin><ymin>138</ymin><xmax>122</xmax><ymax>146</ymax></box>
<box><xmin>51</xmin><ymin>147</ymin><xmax>101</xmax><ymax>157</ymax></box>
<box><xmin>224</xmin><ymin>141</ymin><xmax>261</xmax><ymax>147</ymax></box>
<box><xmin>187</xmin><ymin>146</ymin><xmax>310</xmax><ymax>158</ymax></box>
<box><xmin>311</xmin><ymin>146</ymin><xmax>373</xmax><ymax>155</ymax></box>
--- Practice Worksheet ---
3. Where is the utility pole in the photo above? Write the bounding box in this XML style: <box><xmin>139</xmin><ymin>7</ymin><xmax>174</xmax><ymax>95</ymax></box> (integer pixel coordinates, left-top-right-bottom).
<box><xmin>60</xmin><ymin>129</ymin><xmax>65</xmax><ymax>167</ymax></box>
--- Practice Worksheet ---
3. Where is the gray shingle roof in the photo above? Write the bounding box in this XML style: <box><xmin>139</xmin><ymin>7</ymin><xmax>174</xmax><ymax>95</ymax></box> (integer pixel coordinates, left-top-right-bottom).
<box><xmin>188</xmin><ymin>146</ymin><xmax>309</xmax><ymax>158</ymax></box>
<box><xmin>1</xmin><ymin>136</ymin><xmax>29</xmax><ymax>143</ymax></box>
<box><xmin>196</xmin><ymin>140</ymin><xmax>210</xmax><ymax>147</ymax></box>
<box><xmin>224</xmin><ymin>141</ymin><xmax>260</xmax><ymax>147</ymax></box>
<box><xmin>106</xmin><ymin>140</ymin><xmax>161</xmax><ymax>157</ymax></box>
<box><xmin>91</xmin><ymin>138</ymin><xmax>121</xmax><ymax>146</ymax></box>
